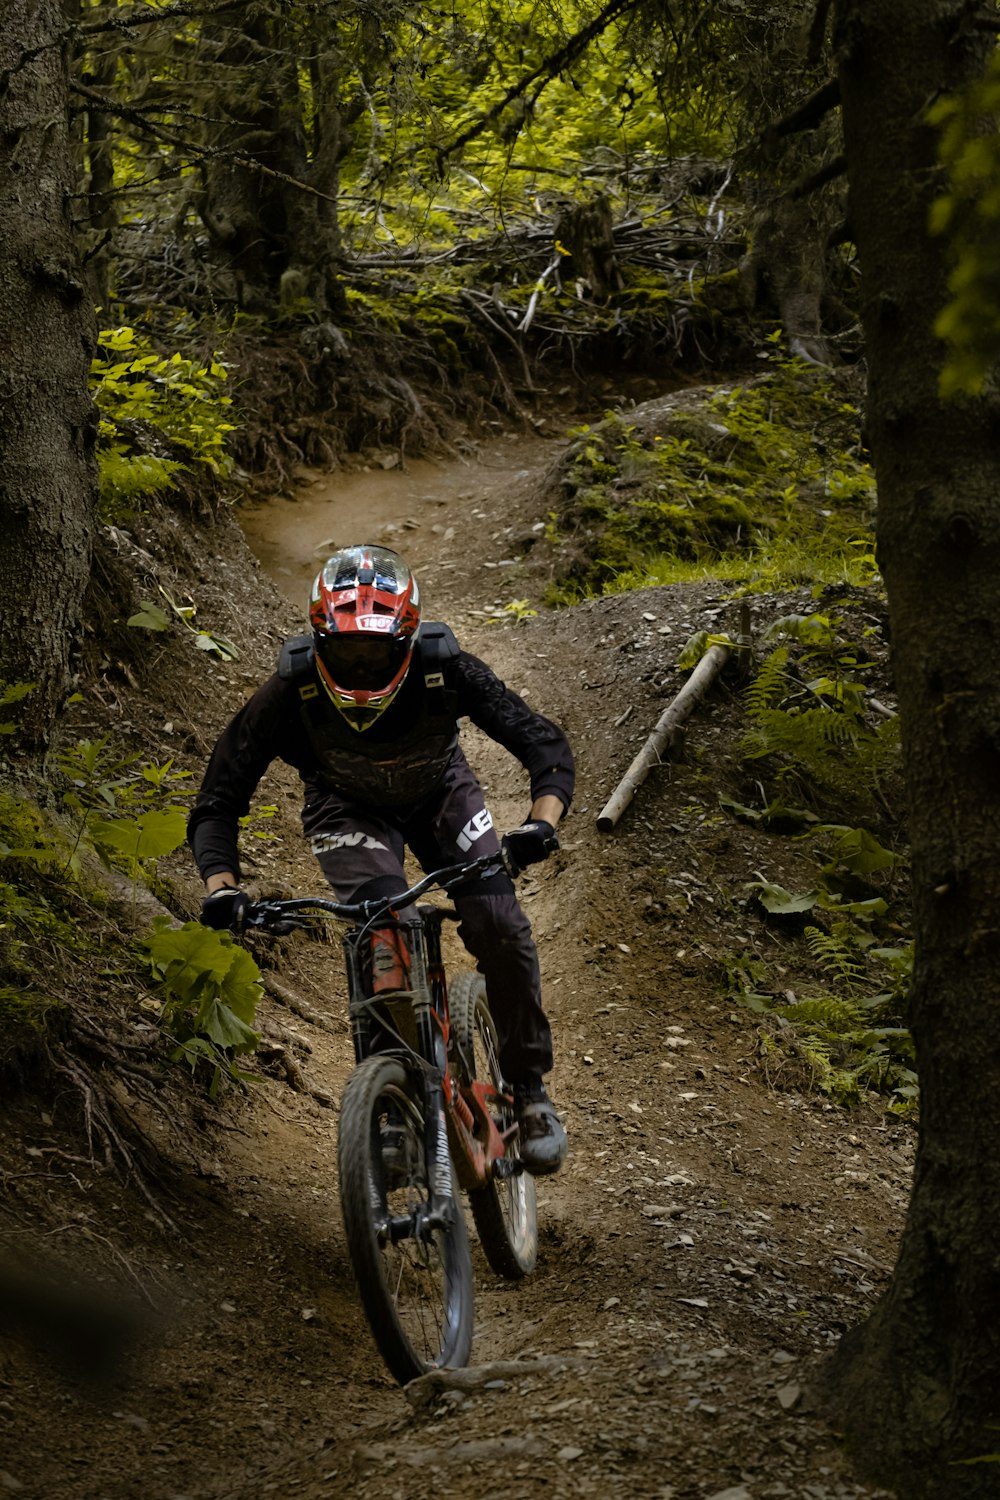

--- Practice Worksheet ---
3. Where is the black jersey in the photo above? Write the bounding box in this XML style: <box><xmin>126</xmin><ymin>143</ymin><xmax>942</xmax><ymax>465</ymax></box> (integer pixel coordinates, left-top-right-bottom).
<box><xmin>188</xmin><ymin>625</ymin><xmax>575</xmax><ymax>881</ymax></box>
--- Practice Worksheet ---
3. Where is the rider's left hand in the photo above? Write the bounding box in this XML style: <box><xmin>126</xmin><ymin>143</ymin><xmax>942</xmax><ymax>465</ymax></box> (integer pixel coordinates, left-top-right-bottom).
<box><xmin>501</xmin><ymin>819</ymin><xmax>559</xmax><ymax>877</ymax></box>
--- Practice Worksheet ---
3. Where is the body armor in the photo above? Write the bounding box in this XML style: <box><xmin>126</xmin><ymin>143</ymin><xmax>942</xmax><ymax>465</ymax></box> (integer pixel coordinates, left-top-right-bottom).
<box><xmin>279</xmin><ymin>623</ymin><xmax>461</xmax><ymax>807</ymax></box>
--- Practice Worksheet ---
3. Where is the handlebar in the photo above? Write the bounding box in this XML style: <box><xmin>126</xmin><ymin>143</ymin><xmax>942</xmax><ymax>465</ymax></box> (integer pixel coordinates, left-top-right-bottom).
<box><xmin>243</xmin><ymin>852</ymin><xmax>507</xmax><ymax>935</ymax></box>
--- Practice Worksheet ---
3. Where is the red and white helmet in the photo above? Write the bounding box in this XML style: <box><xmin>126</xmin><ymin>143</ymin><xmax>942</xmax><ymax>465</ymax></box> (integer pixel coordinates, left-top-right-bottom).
<box><xmin>309</xmin><ymin>545</ymin><xmax>420</xmax><ymax>729</ymax></box>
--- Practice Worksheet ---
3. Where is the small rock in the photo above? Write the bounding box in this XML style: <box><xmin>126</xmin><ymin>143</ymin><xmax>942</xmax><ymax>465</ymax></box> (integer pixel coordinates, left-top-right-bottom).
<box><xmin>556</xmin><ymin>1447</ymin><xmax>583</xmax><ymax>1462</ymax></box>
<box><xmin>706</xmin><ymin>1488</ymin><xmax>753</xmax><ymax>1500</ymax></box>
<box><xmin>583</xmin><ymin>1054</ymin><xmax>594</xmax><ymax>1066</ymax></box>
<box><xmin>776</xmin><ymin>1382</ymin><xmax>802</xmax><ymax>1411</ymax></box>
<box><xmin>603</xmin><ymin>1296</ymin><xmax>621</xmax><ymax>1310</ymax></box>
<box><xmin>484</xmin><ymin>1379</ymin><xmax>506</xmax><ymax>1390</ymax></box>
<box><xmin>220</xmin><ymin>1301</ymin><xmax>237</xmax><ymax>1314</ymax></box>
<box><xmin>301</xmin><ymin>1307</ymin><xmax>318</xmax><ymax>1322</ymax></box>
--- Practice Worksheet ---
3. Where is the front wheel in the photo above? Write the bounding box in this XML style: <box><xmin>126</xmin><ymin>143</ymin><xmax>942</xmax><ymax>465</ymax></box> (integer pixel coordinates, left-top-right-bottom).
<box><xmin>337</xmin><ymin>1053</ymin><xmax>474</xmax><ymax>1383</ymax></box>
<box><xmin>449</xmin><ymin>973</ymin><xmax>538</xmax><ymax>1279</ymax></box>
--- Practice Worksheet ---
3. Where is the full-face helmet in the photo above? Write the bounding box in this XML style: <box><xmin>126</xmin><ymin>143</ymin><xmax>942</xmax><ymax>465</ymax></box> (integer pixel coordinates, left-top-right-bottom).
<box><xmin>309</xmin><ymin>545</ymin><xmax>420</xmax><ymax>730</ymax></box>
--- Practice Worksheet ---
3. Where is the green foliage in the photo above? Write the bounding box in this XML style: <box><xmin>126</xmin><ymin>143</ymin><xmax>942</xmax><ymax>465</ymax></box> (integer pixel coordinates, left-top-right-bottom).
<box><xmin>143</xmin><ymin>921</ymin><xmax>262</xmax><ymax>1093</ymax></box>
<box><xmin>928</xmin><ymin>54</ymin><xmax>1000</xmax><ymax>395</ymax></box>
<box><xmin>0</xmin><ymin>681</ymin><xmax>35</xmax><ymax>736</ymax></box>
<box><xmin>739</xmin><ymin>619</ymin><xmax>900</xmax><ymax>810</ymax></box>
<box><xmin>549</xmin><ymin>359</ymin><xmax>876</xmax><ymax>599</ymax></box>
<box><xmin>676</xmin><ymin>631</ymin><xmax>735</xmax><ymax>669</ymax></box>
<box><xmin>55</xmin><ymin>736</ymin><xmax>191</xmax><ymax>877</ymax></box>
<box><xmin>127</xmin><ymin>589</ymin><xmax>240</xmax><ymax>661</ymax></box>
<box><xmin>723</xmin><ymin>925</ymin><xmax>917</xmax><ymax>1109</ymax></box>
<box><xmin>91</xmin><ymin>327</ymin><xmax>236</xmax><ymax>521</ymax></box>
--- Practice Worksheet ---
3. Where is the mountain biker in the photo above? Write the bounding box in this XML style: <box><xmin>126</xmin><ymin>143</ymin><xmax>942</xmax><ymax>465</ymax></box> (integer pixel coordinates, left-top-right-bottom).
<box><xmin>187</xmin><ymin>543</ymin><xmax>573</xmax><ymax>1175</ymax></box>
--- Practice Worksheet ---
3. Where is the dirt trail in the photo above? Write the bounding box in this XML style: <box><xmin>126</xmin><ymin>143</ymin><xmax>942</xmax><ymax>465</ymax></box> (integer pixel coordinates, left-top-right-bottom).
<box><xmin>4</xmin><ymin>436</ymin><xmax>908</xmax><ymax>1500</ymax></box>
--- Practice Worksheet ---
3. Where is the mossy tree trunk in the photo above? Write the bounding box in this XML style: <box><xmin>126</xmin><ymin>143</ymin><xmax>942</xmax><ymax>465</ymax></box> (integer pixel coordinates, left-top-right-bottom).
<box><xmin>195</xmin><ymin>9</ymin><xmax>349</xmax><ymax>316</ymax></box>
<box><xmin>822</xmin><ymin>4</ymin><xmax>1000</xmax><ymax>1493</ymax></box>
<box><xmin>0</xmin><ymin>0</ymin><xmax>97</xmax><ymax>744</ymax></box>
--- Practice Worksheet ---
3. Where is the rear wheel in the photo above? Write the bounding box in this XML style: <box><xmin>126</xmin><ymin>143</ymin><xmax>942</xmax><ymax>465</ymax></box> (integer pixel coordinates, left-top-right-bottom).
<box><xmin>449</xmin><ymin>973</ymin><xmax>538</xmax><ymax>1279</ymax></box>
<box><xmin>337</xmin><ymin>1053</ymin><xmax>474</xmax><ymax>1383</ymax></box>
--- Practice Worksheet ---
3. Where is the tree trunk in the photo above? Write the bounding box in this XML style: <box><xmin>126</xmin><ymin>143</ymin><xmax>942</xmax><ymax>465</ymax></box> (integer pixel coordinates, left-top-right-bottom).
<box><xmin>194</xmin><ymin>10</ymin><xmax>345</xmax><ymax>316</ymax></box>
<box><xmin>554</xmin><ymin>193</ymin><xmax>624</xmax><ymax>301</ymax></box>
<box><xmin>821</xmin><ymin>5</ymin><xmax>1000</xmax><ymax>1494</ymax></box>
<box><xmin>0</xmin><ymin>1</ymin><xmax>97</xmax><ymax>744</ymax></box>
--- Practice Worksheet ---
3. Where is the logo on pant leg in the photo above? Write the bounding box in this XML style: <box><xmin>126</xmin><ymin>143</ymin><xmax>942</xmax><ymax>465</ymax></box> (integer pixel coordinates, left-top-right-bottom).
<box><xmin>310</xmin><ymin>831</ymin><xmax>389</xmax><ymax>854</ymax></box>
<box><xmin>455</xmin><ymin>809</ymin><xmax>494</xmax><ymax>852</ymax></box>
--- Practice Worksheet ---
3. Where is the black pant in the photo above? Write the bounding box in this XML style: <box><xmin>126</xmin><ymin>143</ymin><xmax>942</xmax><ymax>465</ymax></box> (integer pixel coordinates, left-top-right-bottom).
<box><xmin>300</xmin><ymin>748</ymin><xmax>553</xmax><ymax>1079</ymax></box>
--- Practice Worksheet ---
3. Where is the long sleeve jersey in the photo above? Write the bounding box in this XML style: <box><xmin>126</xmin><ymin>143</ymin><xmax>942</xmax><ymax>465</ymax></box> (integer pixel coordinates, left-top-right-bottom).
<box><xmin>188</xmin><ymin>634</ymin><xmax>575</xmax><ymax>881</ymax></box>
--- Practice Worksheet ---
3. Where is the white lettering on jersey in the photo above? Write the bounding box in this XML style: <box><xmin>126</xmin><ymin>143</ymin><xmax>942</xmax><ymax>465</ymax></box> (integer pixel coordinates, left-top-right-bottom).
<box><xmin>455</xmin><ymin>808</ymin><xmax>494</xmax><ymax>852</ymax></box>
<box><xmin>310</xmin><ymin>831</ymin><xmax>389</xmax><ymax>854</ymax></box>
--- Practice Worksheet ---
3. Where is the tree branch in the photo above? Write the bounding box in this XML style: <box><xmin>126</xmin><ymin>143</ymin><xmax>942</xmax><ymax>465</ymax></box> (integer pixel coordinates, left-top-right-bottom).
<box><xmin>436</xmin><ymin>0</ymin><xmax>641</xmax><ymax>165</ymax></box>
<box><xmin>808</xmin><ymin>0</ymin><xmax>835</xmax><ymax>62</ymax></box>
<box><xmin>69</xmin><ymin>79</ymin><xmax>342</xmax><ymax>207</ymax></box>
<box><xmin>77</xmin><ymin>2</ymin><xmax>235</xmax><ymax>37</ymax></box>
<box><xmin>790</xmin><ymin>152</ymin><xmax>848</xmax><ymax>199</ymax></box>
<box><xmin>761</xmin><ymin>77</ymin><xmax>841</xmax><ymax>146</ymax></box>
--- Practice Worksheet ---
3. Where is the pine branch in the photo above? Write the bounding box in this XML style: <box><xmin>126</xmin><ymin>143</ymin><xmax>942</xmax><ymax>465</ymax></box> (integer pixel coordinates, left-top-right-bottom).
<box><xmin>70</xmin><ymin>79</ymin><xmax>341</xmax><ymax>207</ymax></box>
<box><xmin>761</xmin><ymin>78</ymin><xmax>841</xmax><ymax>147</ymax></box>
<box><xmin>77</xmin><ymin>2</ymin><xmax>235</xmax><ymax>37</ymax></box>
<box><xmin>436</xmin><ymin>0</ymin><xmax>642</xmax><ymax>166</ymax></box>
<box><xmin>790</xmin><ymin>153</ymin><xmax>848</xmax><ymax>199</ymax></box>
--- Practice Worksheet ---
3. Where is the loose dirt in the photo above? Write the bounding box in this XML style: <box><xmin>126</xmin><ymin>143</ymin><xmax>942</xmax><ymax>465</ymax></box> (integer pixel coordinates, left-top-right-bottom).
<box><xmin>2</xmin><ymin>428</ymin><xmax>907</xmax><ymax>1500</ymax></box>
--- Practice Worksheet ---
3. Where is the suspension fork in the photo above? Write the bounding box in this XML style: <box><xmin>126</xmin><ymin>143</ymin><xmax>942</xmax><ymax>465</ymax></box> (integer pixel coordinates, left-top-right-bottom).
<box><xmin>406</xmin><ymin>920</ymin><xmax>456</xmax><ymax>1231</ymax></box>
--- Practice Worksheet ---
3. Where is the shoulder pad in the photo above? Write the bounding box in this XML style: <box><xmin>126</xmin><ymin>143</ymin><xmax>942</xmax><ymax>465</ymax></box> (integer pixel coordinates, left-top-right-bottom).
<box><xmin>418</xmin><ymin>622</ymin><xmax>459</xmax><ymax>658</ymax></box>
<box><xmin>278</xmin><ymin>634</ymin><xmax>315</xmax><ymax>681</ymax></box>
<box><xmin>417</xmin><ymin>623</ymin><xmax>459</xmax><ymax>688</ymax></box>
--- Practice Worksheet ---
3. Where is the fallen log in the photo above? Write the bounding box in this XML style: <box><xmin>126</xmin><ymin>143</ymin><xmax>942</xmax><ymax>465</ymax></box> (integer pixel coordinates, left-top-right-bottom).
<box><xmin>596</xmin><ymin>611</ymin><xmax>749</xmax><ymax>832</ymax></box>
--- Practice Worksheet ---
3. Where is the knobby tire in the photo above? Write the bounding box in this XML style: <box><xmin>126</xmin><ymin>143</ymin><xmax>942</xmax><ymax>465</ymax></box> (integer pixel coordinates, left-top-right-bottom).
<box><xmin>337</xmin><ymin>1053</ymin><xmax>474</xmax><ymax>1385</ymax></box>
<box><xmin>449</xmin><ymin>972</ymin><xmax>538</xmax><ymax>1280</ymax></box>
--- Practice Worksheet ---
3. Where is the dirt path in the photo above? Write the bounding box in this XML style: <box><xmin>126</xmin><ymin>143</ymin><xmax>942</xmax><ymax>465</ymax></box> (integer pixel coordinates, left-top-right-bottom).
<box><xmin>4</xmin><ymin>437</ymin><xmax>908</xmax><ymax>1500</ymax></box>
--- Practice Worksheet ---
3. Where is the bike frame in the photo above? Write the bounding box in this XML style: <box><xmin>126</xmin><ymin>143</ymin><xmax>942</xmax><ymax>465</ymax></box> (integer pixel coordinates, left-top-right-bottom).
<box><xmin>245</xmin><ymin>854</ymin><xmax>519</xmax><ymax>1242</ymax></box>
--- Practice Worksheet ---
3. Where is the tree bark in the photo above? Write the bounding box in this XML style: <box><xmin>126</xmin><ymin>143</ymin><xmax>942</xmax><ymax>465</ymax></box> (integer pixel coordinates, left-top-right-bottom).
<box><xmin>0</xmin><ymin>1</ymin><xmax>97</xmax><ymax>743</ymax></box>
<box><xmin>194</xmin><ymin>9</ymin><xmax>346</xmax><ymax>316</ymax></box>
<box><xmin>821</xmin><ymin>4</ymin><xmax>1000</xmax><ymax>1493</ymax></box>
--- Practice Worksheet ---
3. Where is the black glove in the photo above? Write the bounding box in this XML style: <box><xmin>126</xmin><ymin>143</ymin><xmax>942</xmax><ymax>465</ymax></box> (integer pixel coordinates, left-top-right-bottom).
<box><xmin>501</xmin><ymin>819</ymin><xmax>559</xmax><ymax>877</ymax></box>
<box><xmin>200</xmin><ymin>886</ymin><xmax>250</xmax><ymax>933</ymax></box>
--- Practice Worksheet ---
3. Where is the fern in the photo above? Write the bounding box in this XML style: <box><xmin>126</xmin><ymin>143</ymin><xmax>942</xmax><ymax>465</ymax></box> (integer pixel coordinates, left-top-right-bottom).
<box><xmin>804</xmin><ymin>925</ymin><xmax>868</xmax><ymax>993</ymax></box>
<box><xmin>743</xmin><ymin>646</ymin><xmax>790</xmax><ymax>716</ymax></box>
<box><xmin>741</xmin><ymin>704</ymin><xmax>868</xmax><ymax>795</ymax></box>
<box><xmin>777</xmin><ymin>994</ymin><xmax>866</xmax><ymax>1030</ymax></box>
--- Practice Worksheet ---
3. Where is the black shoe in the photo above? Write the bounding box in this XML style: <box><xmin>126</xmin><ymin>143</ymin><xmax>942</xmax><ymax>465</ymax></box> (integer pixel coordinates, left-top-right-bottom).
<box><xmin>513</xmin><ymin>1078</ymin><xmax>568</xmax><ymax>1177</ymax></box>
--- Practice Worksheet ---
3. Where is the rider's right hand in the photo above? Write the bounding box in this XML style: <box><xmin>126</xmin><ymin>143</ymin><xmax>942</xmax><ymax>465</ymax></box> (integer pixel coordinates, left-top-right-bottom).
<box><xmin>200</xmin><ymin>886</ymin><xmax>250</xmax><ymax>933</ymax></box>
<box><xmin>501</xmin><ymin>819</ymin><xmax>559</xmax><ymax>877</ymax></box>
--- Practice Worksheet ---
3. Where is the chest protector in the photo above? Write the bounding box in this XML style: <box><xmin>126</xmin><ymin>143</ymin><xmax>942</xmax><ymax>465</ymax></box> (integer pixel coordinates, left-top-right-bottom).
<box><xmin>278</xmin><ymin>623</ymin><xmax>461</xmax><ymax>807</ymax></box>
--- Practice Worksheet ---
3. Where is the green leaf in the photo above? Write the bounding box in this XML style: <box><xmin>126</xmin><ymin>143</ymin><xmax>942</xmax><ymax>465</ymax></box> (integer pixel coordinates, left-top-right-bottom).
<box><xmin>127</xmin><ymin>603</ymin><xmax>171</xmax><ymax>632</ymax></box>
<box><xmin>91</xmin><ymin>807</ymin><xmax>187</xmax><ymax>862</ymax></box>
<box><xmin>145</xmin><ymin>921</ymin><xmax>263</xmax><ymax>1022</ymax></box>
<box><xmin>815</xmin><ymin>825</ymin><xmax>900</xmax><ymax>876</ymax></box>
<box><xmin>746</xmin><ymin>878</ymin><xmax>816</xmax><ymax>916</ymax></box>
<box><xmin>194</xmin><ymin>631</ymin><xmax>240</xmax><ymax>661</ymax></box>
<box><xmin>195</xmin><ymin>996</ymin><xmax>259</xmax><ymax>1053</ymax></box>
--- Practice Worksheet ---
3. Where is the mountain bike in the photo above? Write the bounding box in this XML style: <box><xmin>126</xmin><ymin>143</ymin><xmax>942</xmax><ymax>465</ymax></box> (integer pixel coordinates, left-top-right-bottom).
<box><xmin>243</xmin><ymin>851</ymin><xmax>538</xmax><ymax>1384</ymax></box>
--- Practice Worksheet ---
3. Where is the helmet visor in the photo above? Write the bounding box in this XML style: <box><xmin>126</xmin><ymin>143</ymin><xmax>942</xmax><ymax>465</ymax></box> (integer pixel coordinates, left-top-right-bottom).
<box><xmin>321</xmin><ymin>546</ymin><xmax>412</xmax><ymax>595</ymax></box>
<box><xmin>316</xmin><ymin>632</ymin><xmax>410</xmax><ymax>692</ymax></box>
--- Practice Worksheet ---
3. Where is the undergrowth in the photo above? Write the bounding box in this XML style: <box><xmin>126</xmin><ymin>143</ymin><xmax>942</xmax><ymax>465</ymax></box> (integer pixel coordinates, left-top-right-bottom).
<box><xmin>712</xmin><ymin>610</ymin><xmax>916</xmax><ymax>1111</ymax></box>
<box><xmin>544</xmin><ymin>348</ymin><xmax>875</xmax><ymax>602</ymax></box>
